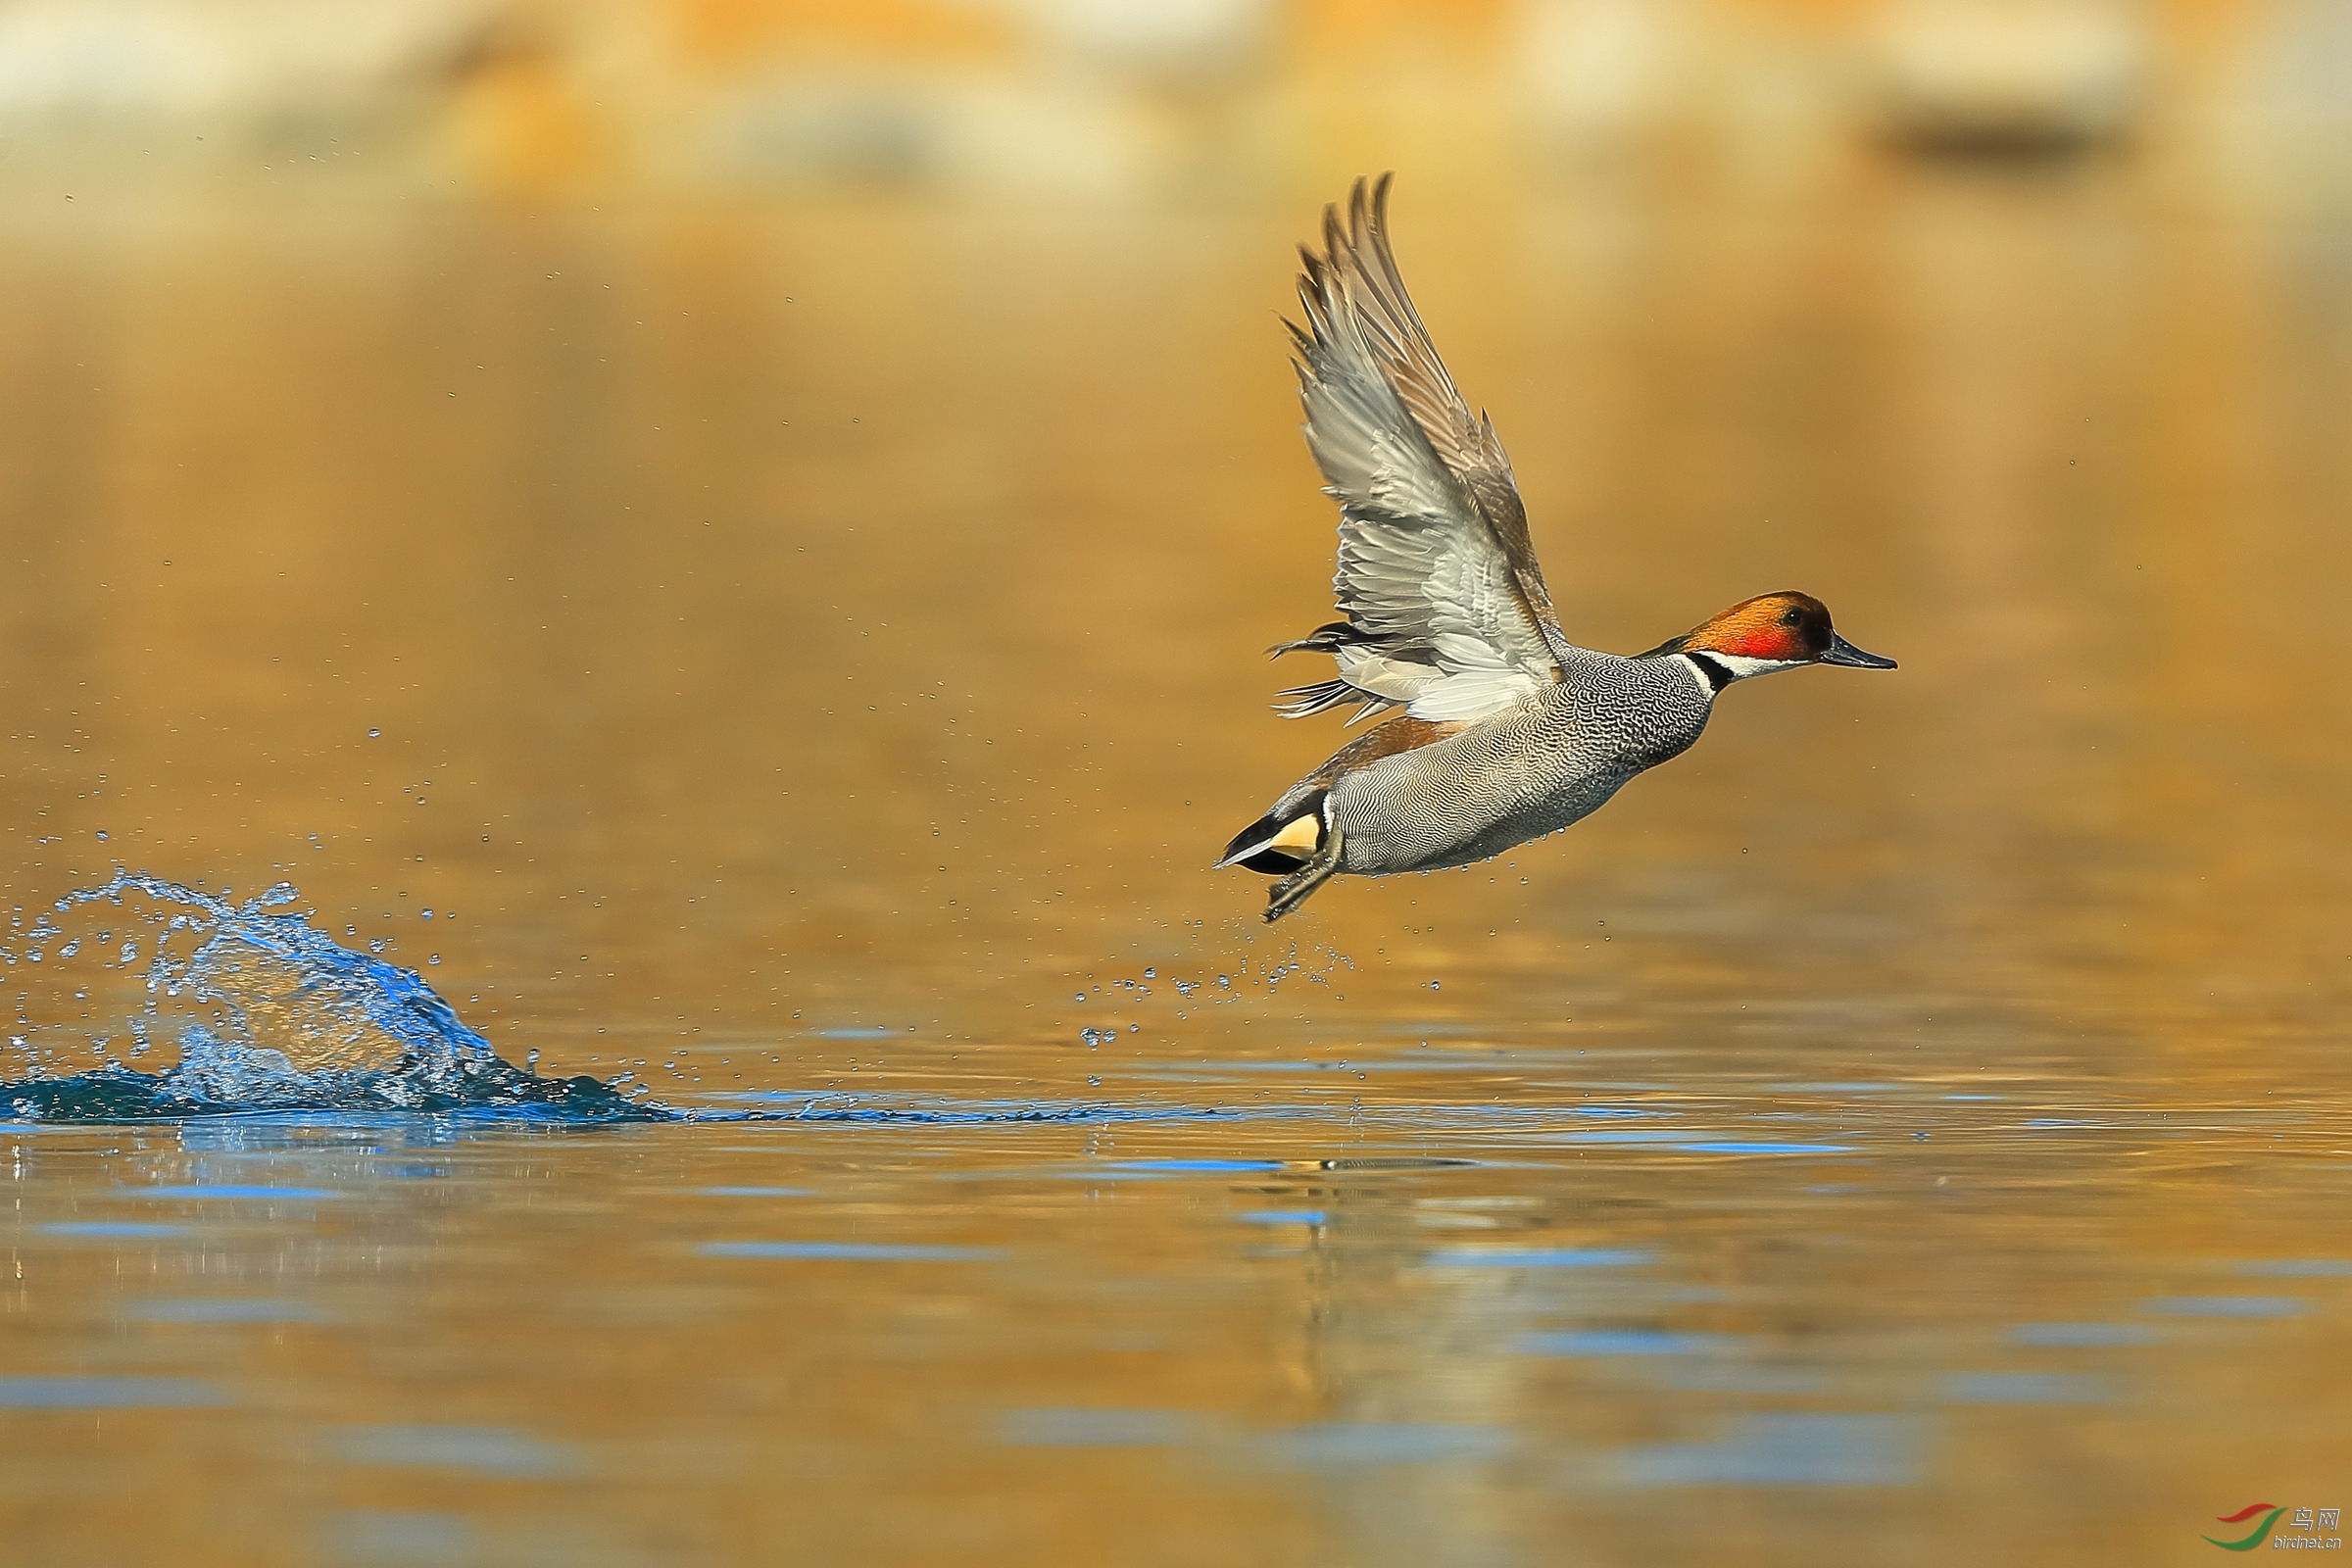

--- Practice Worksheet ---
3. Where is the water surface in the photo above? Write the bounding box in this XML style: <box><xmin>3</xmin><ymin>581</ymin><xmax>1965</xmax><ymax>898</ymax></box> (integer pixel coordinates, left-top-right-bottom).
<box><xmin>2</xmin><ymin>171</ymin><xmax>2349</xmax><ymax>1565</ymax></box>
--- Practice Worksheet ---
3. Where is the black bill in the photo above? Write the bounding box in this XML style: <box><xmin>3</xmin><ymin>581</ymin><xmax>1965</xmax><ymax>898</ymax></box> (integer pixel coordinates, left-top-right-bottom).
<box><xmin>1819</xmin><ymin>632</ymin><xmax>1897</xmax><ymax>669</ymax></box>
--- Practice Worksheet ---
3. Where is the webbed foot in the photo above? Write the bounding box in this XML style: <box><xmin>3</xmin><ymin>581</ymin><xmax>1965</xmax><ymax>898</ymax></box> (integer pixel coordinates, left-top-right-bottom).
<box><xmin>1264</xmin><ymin>820</ymin><xmax>1344</xmax><ymax>922</ymax></box>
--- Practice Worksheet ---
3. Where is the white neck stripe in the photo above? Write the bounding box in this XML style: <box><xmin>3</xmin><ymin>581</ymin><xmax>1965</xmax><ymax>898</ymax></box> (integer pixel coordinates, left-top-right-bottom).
<box><xmin>1687</xmin><ymin>650</ymin><xmax>1805</xmax><ymax>684</ymax></box>
<box><xmin>1677</xmin><ymin>653</ymin><xmax>1728</xmax><ymax>696</ymax></box>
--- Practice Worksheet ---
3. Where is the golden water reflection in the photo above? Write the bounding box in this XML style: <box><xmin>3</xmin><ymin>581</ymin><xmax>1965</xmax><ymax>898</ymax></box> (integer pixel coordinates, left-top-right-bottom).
<box><xmin>2</xmin><ymin>169</ymin><xmax>2349</xmax><ymax>1565</ymax></box>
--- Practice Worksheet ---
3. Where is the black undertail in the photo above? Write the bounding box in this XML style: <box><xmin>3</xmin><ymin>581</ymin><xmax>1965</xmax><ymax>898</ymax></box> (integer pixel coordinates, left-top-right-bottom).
<box><xmin>1219</xmin><ymin>790</ymin><xmax>1328</xmax><ymax>877</ymax></box>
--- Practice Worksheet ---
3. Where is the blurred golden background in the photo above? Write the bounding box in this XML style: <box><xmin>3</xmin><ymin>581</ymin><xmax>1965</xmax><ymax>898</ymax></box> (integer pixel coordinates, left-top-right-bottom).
<box><xmin>0</xmin><ymin>0</ymin><xmax>2346</xmax><ymax>210</ymax></box>
<box><xmin>3</xmin><ymin>11</ymin><xmax>2351</xmax><ymax>1567</ymax></box>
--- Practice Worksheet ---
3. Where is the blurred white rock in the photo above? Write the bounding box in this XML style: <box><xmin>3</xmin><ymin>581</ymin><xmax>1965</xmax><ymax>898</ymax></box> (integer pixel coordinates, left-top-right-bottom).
<box><xmin>686</xmin><ymin>65</ymin><xmax>1163</xmax><ymax>196</ymax></box>
<box><xmin>648</xmin><ymin>0</ymin><xmax>1277</xmax><ymax>197</ymax></box>
<box><xmin>1017</xmin><ymin>0</ymin><xmax>1273</xmax><ymax>84</ymax></box>
<box><xmin>1517</xmin><ymin>0</ymin><xmax>1691</xmax><ymax>149</ymax></box>
<box><xmin>1872</xmin><ymin>0</ymin><xmax>2148</xmax><ymax>152</ymax></box>
<box><xmin>0</xmin><ymin>0</ymin><xmax>500</xmax><ymax>122</ymax></box>
<box><xmin>2206</xmin><ymin>0</ymin><xmax>2352</xmax><ymax>209</ymax></box>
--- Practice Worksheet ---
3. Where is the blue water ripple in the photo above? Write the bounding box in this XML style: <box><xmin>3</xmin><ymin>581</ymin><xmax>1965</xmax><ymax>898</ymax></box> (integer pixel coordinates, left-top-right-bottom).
<box><xmin>0</xmin><ymin>1376</ymin><xmax>224</xmax><ymax>1408</ymax></box>
<box><xmin>1655</xmin><ymin>1363</ymin><xmax>1827</xmax><ymax>1395</ymax></box>
<box><xmin>336</xmin><ymin>1425</ymin><xmax>576</xmax><ymax>1479</ymax></box>
<box><xmin>2143</xmin><ymin>1296</ymin><xmax>2302</xmax><ymax>1318</ymax></box>
<box><xmin>128</xmin><ymin>1298</ymin><xmax>321</xmax><ymax>1324</ymax></box>
<box><xmin>40</xmin><ymin>1221</ymin><xmax>192</xmax><ymax>1239</ymax></box>
<box><xmin>1000</xmin><ymin>1408</ymin><xmax>1191</xmax><ymax>1447</ymax></box>
<box><xmin>2009</xmin><ymin>1323</ymin><xmax>2156</xmax><ymax>1348</ymax></box>
<box><xmin>2236</xmin><ymin>1259</ymin><xmax>2352</xmax><ymax>1277</ymax></box>
<box><xmin>1611</xmin><ymin>1413</ymin><xmax>1922</xmax><ymax>1487</ymax></box>
<box><xmin>1942</xmin><ymin>1372</ymin><xmax>2109</xmax><ymax>1404</ymax></box>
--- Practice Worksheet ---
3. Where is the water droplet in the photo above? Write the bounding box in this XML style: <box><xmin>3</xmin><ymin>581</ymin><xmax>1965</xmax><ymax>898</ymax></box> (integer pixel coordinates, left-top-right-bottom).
<box><xmin>1143</xmin><ymin>967</ymin><xmax>1155</xmax><ymax>979</ymax></box>
<box><xmin>427</xmin><ymin>955</ymin><xmax>440</xmax><ymax>965</ymax></box>
<box><xmin>95</xmin><ymin>830</ymin><xmax>109</xmax><ymax>842</ymax></box>
<box><xmin>1429</xmin><ymin>981</ymin><xmax>1442</xmax><ymax>991</ymax></box>
<box><xmin>420</xmin><ymin>908</ymin><xmax>433</xmax><ymax>920</ymax></box>
<box><xmin>58</xmin><ymin>941</ymin><xmax>77</xmax><ymax>958</ymax></box>
<box><xmin>368</xmin><ymin>728</ymin><xmax>380</xmax><ymax>738</ymax></box>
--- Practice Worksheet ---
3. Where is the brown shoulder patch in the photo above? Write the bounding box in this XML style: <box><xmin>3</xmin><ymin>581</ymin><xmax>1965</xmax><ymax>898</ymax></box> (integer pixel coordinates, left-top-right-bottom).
<box><xmin>1308</xmin><ymin>716</ymin><xmax>1466</xmax><ymax>786</ymax></box>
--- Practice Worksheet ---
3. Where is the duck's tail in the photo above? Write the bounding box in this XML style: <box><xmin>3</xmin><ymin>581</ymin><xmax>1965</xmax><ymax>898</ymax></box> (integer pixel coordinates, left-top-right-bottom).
<box><xmin>1215</xmin><ymin>791</ymin><xmax>1328</xmax><ymax>876</ymax></box>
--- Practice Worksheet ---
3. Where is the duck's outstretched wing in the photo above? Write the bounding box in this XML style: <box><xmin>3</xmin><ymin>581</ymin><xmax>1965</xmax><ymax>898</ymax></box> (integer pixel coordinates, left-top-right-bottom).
<box><xmin>1274</xmin><ymin>173</ymin><xmax>1580</xmax><ymax>726</ymax></box>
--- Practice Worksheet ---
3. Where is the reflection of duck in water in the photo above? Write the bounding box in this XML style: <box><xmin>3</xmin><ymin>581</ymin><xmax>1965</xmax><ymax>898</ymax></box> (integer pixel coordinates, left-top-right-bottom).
<box><xmin>1220</xmin><ymin>176</ymin><xmax>1895</xmax><ymax>922</ymax></box>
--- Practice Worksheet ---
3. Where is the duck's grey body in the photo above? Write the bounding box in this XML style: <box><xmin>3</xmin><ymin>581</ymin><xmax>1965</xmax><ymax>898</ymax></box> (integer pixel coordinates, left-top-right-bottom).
<box><xmin>1221</xmin><ymin>176</ymin><xmax>1891</xmax><ymax>920</ymax></box>
<box><xmin>1265</xmin><ymin>652</ymin><xmax>1714</xmax><ymax>876</ymax></box>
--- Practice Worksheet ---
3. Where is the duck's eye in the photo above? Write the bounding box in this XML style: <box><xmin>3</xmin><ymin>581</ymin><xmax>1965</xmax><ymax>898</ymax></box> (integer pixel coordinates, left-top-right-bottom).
<box><xmin>1779</xmin><ymin>607</ymin><xmax>1802</xmax><ymax>626</ymax></box>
